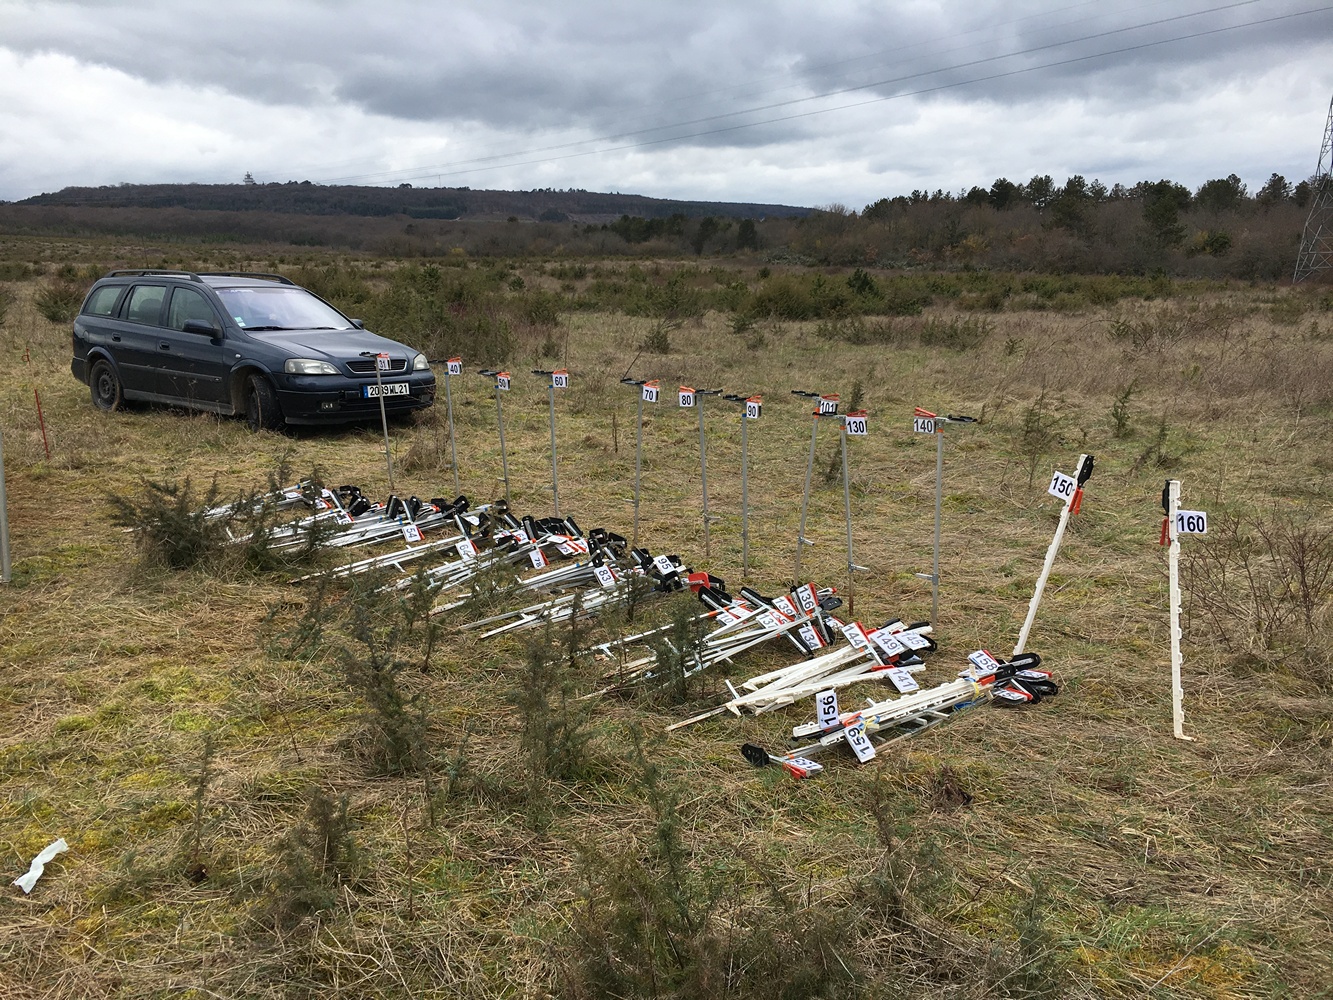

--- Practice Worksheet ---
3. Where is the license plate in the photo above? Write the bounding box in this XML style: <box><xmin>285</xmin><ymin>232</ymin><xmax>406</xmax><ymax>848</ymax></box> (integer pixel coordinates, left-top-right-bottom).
<box><xmin>363</xmin><ymin>382</ymin><xmax>410</xmax><ymax>398</ymax></box>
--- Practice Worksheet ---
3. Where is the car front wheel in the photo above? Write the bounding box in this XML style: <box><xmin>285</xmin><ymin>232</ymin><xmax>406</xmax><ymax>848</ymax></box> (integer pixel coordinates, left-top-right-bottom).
<box><xmin>89</xmin><ymin>358</ymin><xmax>124</xmax><ymax>412</ymax></box>
<box><xmin>244</xmin><ymin>374</ymin><xmax>284</xmax><ymax>432</ymax></box>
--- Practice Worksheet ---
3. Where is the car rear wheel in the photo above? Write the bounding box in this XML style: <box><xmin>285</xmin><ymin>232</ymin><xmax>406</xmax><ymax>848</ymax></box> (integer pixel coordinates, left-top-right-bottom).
<box><xmin>244</xmin><ymin>374</ymin><xmax>284</xmax><ymax>432</ymax></box>
<box><xmin>89</xmin><ymin>359</ymin><xmax>124</xmax><ymax>412</ymax></box>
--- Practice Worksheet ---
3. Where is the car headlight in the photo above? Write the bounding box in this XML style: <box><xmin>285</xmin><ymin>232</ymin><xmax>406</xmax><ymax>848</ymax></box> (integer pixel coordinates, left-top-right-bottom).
<box><xmin>284</xmin><ymin>358</ymin><xmax>339</xmax><ymax>375</ymax></box>
<box><xmin>412</xmin><ymin>353</ymin><xmax>430</xmax><ymax>371</ymax></box>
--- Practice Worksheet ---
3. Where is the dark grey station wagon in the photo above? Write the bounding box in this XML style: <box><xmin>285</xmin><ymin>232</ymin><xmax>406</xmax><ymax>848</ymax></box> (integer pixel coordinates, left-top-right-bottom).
<box><xmin>71</xmin><ymin>270</ymin><xmax>435</xmax><ymax>430</ymax></box>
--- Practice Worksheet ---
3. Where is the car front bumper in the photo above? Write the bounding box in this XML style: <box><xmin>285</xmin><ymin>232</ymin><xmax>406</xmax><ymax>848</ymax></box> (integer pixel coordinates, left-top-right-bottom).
<box><xmin>275</xmin><ymin>372</ymin><xmax>437</xmax><ymax>425</ymax></box>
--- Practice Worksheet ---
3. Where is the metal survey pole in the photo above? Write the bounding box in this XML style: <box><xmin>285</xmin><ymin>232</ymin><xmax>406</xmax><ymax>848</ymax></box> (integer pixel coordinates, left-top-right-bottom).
<box><xmin>533</xmin><ymin>368</ymin><xmax>569</xmax><ymax>514</ymax></box>
<box><xmin>480</xmin><ymin>369</ymin><xmax>512</xmax><ymax>505</ymax></box>
<box><xmin>725</xmin><ymin>393</ymin><xmax>762</xmax><ymax>579</ymax></box>
<box><xmin>0</xmin><ymin>427</ymin><xmax>11</xmax><ymax>583</ymax></box>
<box><xmin>621</xmin><ymin>378</ymin><xmax>658</xmax><ymax>546</ymax></box>
<box><xmin>680</xmin><ymin>385</ymin><xmax>722</xmax><ymax>558</ymax></box>
<box><xmin>911</xmin><ymin>408</ymin><xmax>978</xmax><ymax>624</ymax></box>
<box><xmin>1013</xmin><ymin>452</ymin><xmax>1095</xmax><ymax>655</ymax></box>
<box><xmin>444</xmin><ymin>357</ymin><xmax>462</xmax><ymax>497</ymax></box>
<box><xmin>362</xmin><ymin>351</ymin><xmax>395</xmax><ymax>492</ymax></box>
<box><xmin>791</xmin><ymin>391</ymin><xmax>839</xmax><ymax>584</ymax></box>
<box><xmin>840</xmin><ymin>408</ymin><xmax>869</xmax><ymax>611</ymax></box>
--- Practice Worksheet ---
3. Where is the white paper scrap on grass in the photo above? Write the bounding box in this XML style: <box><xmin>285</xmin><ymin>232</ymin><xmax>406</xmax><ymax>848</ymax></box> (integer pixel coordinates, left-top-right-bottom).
<box><xmin>13</xmin><ymin>838</ymin><xmax>68</xmax><ymax>894</ymax></box>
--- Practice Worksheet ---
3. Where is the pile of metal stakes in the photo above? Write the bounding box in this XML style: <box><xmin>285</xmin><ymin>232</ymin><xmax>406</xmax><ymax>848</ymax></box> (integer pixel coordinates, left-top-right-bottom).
<box><xmin>227</xmin><ymin>478</ymin><xmax>1059</xmax><ymax>779</ymax></box>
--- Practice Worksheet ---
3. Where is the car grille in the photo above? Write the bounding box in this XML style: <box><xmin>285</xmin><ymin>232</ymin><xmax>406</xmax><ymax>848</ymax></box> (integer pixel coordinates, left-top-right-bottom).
<box><xmin>346</xmin><ymin>358</ymin><xmax>408</xmax><ymax>374</ymax></box>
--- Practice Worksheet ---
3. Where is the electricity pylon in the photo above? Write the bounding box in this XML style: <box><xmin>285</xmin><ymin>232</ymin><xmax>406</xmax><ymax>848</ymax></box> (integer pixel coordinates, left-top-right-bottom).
<box><xmin>1294</xmin><ymin>94</ymin><xmax>1333</xmax><ymax>283</ymax></box>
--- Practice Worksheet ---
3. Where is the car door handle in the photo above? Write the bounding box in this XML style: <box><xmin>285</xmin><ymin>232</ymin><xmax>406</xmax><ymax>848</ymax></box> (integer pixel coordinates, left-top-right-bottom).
<box><xmin>159</xmin><ymin>342</ymin><xmax>171</xmax><ymax>351</ymax></box>
<box><xmin>112</xmin><ymin>335</ymin><xmax>121</xmax><ymax>342</ymax></box>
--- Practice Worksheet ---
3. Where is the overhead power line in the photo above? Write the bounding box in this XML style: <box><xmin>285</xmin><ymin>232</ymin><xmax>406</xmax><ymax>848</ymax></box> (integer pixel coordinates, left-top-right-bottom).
<box><xmin>310</xmin><ymin>1</ymin><xmax>1326</xmax><ymax>189</ymax></box>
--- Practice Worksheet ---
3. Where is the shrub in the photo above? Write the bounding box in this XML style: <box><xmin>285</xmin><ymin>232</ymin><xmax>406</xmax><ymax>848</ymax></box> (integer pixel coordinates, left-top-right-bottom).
<box><xmin>34</xmin><ymin>279</ymin><xmax>83</xmax><ymax>323</ymax></box>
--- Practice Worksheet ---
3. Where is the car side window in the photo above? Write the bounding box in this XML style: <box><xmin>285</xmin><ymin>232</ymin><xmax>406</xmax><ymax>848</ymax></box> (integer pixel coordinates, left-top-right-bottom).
<box><xmin>167</xmin><ymin>287</ymin><xmax>219</xmax><ymax>331</ymax></box>
<box><xmin>83</xmin><ymin>285</ymin><xmax>124</xmax><ymax>317</ymax></box>
<box><xmin>125</xmin><ymin>285</ymin><xmax>167</xmax><ymax>326</ymax></box>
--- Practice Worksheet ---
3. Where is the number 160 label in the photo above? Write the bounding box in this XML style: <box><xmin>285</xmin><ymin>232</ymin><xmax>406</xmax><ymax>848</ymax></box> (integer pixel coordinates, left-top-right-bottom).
<box><xmin>1176</xmin><ymin>510</ymin><xmax>1207</xmax><ymax>534</ymax></box>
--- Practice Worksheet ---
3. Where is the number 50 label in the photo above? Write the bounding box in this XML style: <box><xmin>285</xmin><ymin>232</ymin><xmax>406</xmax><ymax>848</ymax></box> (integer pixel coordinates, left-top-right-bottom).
<box><xmin>1176</xmin><ymin>510</ymin><xmax>1208</xmax><ymax>534</ymax></box>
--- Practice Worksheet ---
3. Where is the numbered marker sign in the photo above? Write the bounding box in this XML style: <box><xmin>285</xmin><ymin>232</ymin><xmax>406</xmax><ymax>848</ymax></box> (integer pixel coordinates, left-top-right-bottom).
<box><xmin>529</xmin><ymin>549</ymin><xmax>548</xmax><ymax>569</ymax></box>
<box><xmin>797</xmin><ymin>622</ymin><xmax>825</xmax><ymax>650</ymax></box>
<box><xmin>844</xmin><ymin>410</ymin><xmax>868</xmax><ymax>436</ymax></box>
<box><xmin>401</xmin><ymin>522</ymin><xmax>422</xmax><ymax>544</ymax></box>
<box><xmin>1048</xmin><ymin>470</ymin><xmax>1077</xmax><ymax>502</ymax></box>
<box><xmin>593</xmin><ymin>565</ymin><xmax>617</xmax><ymax>588</ymax></box>
<box><xmin>816</xmin><ymin>689</ymin><xmax>840</xmax><ymax>730</ymax></box>
<box><xmin>896</xmin><ymin>629</ymin><xmax>931</xmax><ymax>651</ymax></box>
<box><xmin>844</xmin><ymin>722</ymin><xmax>877</xmax><ymax>763</ymax></box>
<box><xmin>446</xmin><ymin>357</ymin><xmax>463</xmax><ymax>376</ymax></box>
<box><xmin>495</xmin><ymin>373</ymin><xmax>511</xmax><ymax>391</ymax></box>
<box><xmin>457</xmin><ymin>538</ymin><xmax>478</xmax><ymax>561</ymax></box>
<box><xmin>913</xmin><ymin>416</ymin><xmax>936</xmax><ymax>434</ymax></box>
<box><xmin>642</xmin><ymin>382</ymin><xmax>659</xmax><ymax>403</ymax></box>
<box><xmin>819</xmin><ymin>395</ymin><xmax>840</xmax><ymax>415</ymax></box>
<box><xmin>796</xmin><ymin>584</ymin><xmax>819</xmax><ymax>614</ymax></box>
<box><xmin>652</xmin><ymin>554</ymin><xmax>676</xmax><ymax>577</ymax></box>
<box><xmin>376</xmin><ymin>352</ymin><xmax>390</xmax><ymax>372</ymax></box>
<box><xmin>967</xmin><ymin>649</ymin><xmax>1002</xmax><ymax>675</ymax></box>
<box><xmin>841</xmin><ymin>621</ymin><xmax>871</xmax><ymax>651</ymax></box>
<box><xmin>552</xmin><ymin>370</ymin><xmax>569</xmax><ymax>389</ymax></box>
<box><xmin>745</xmin><ymin>396</ymin><xmax>762</xmax><ymax>420</ymax></box>
<box><xmin>886</xmin><ymin>666</ymin><xmax>920</xmax><ymax>694</ymax></box>
<box><xmin>678</xmin><ymin>387</ymin><xmax>695</xmax><ymax>407</ymax></box>
<box><xmin>1176</xmin><ymin>510</ymin><xmax>1208</xmax><ymax>535</ymax></box>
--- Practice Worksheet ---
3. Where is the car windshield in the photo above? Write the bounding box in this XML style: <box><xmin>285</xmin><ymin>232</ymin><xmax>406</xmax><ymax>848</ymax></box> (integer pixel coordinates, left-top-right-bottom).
<box><xmin>214</xmin><ymin>286</ymin><xmax>354</xmax><ymax>331</ymax></box>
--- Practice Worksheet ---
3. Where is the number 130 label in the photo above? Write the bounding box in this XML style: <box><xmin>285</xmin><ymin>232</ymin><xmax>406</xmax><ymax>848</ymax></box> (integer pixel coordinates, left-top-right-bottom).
<box><xmin>844</xmin><ymin>412</ymin><xmax>868</xmax><ymax>436</ymax></box>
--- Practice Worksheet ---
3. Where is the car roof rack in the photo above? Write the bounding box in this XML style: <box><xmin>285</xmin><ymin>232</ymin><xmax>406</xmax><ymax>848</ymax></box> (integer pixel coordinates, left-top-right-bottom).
<box><xmin>198</xmin><ymin>271</ymin><xmax>296</xmax><ymax>285</ymax></box>
<box><xmin>106</xmin><ymin>269</ymin><xmax>204</xmax><ymax>280</ymax></box>
<box><xmin>104</xmin><ymin>269</ymin><xmax>295</xmax><ymax>285</ymax></box>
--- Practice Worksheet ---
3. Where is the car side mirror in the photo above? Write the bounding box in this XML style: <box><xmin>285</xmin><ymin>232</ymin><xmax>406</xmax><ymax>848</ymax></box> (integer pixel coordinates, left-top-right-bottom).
<box><xmin>182</xmin><ymin>319</ymin><xmax>220</xmax><ymax>336</ymax></box>
<box><xmin>350</xmin><ymin>318</ymin><xmax>365</xmax><ymax>329</ymax></box>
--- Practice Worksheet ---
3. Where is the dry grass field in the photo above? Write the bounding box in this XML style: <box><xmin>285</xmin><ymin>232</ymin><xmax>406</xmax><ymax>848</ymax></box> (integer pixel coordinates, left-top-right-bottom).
<box><xmin>0</xmin><ymin>234</ymin><xmax>1331</xmax><ymax>998</ymax></box>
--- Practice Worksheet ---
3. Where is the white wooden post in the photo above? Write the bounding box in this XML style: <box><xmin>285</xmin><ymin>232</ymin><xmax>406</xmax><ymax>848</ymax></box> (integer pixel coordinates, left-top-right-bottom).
<box><xmin>1166</xmin><ymin>479</ymin><xmax>1196</xmax><ymax>741</ymax></box>
<box><xmin>1013</xmin><ymin>453</ymin><xmax>1092</xmax><ymax>656</ymax></box>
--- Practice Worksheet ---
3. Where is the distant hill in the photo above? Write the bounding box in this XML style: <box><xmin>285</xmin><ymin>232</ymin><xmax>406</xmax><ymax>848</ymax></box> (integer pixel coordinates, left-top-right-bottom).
<box><xmin>16</xmin><ymin>182</ymin><xmax>813</xmax><ymax>224</ymax></box>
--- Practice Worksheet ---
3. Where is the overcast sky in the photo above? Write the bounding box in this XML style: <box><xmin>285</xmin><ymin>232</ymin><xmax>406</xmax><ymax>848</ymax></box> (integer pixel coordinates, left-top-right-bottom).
<box><xmin>2</xmin><ymin>0</ymin><xmax>1331</xmax><ymax>208</ymax></box>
